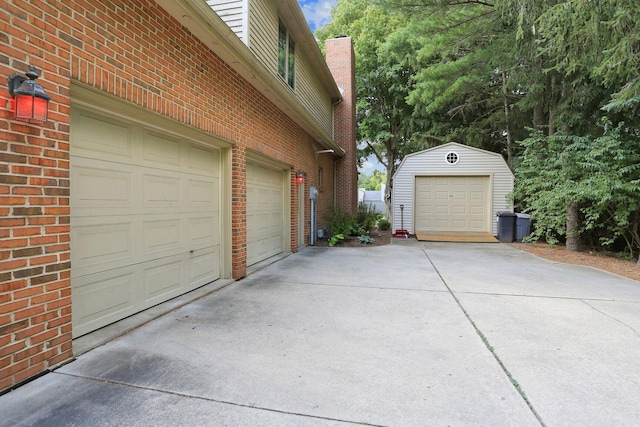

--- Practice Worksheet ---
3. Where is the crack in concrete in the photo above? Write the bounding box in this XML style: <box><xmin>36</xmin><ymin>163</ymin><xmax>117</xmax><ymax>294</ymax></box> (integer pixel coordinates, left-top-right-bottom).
<box><xmin>581</xmin><ymin>300</ymin><xmax>640</xmax><ymax>340</ymax></box>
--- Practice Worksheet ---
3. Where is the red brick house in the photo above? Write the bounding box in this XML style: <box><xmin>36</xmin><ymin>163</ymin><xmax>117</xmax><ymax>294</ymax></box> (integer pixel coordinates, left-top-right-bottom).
<box><xmin>0</xmin><ymin>0</ymin><xmax>356</xmax><ymax>392</ymax></box>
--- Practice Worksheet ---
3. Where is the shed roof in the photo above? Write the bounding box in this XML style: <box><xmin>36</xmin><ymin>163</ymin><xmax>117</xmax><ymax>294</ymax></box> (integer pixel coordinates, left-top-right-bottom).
<box><xmin>394</xmin><ymin>142</ymin><xmax>513</xmax><ymax>179</ymax></box>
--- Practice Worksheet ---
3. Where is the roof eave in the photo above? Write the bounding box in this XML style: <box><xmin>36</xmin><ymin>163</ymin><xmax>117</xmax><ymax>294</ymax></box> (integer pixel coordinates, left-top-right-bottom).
<box><xmin>154</xmin><ymin>0</ymin><xmax>344</xmax><ymax>156</ymax></box>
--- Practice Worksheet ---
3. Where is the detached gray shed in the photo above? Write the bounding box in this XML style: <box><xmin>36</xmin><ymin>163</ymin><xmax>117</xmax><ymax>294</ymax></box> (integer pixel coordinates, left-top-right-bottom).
<box><xmin>391</xmin><ymin>142</ymin><xmax>514</xmax><ymax>236</ymax></box>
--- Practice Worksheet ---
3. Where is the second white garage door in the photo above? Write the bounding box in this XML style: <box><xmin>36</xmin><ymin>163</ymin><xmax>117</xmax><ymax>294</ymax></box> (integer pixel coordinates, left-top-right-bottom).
<box><xmin>246</xmin><ymin>161</ymin><xmax>285</xmax><ymax>266</ymax></box>
<box><xmin>415</xmin><ymin>176</ymin><xmax>490</xmax><ymax>232</ymax></box>
<box><xmin>70</xmin><ymin>109</ymin><xmax>222</xmax><ymax>337</ymax></box>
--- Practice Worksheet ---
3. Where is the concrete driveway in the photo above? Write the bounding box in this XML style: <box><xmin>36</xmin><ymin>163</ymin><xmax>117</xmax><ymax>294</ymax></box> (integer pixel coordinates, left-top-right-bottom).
<box><xmin>2</xmin><ymin>241</ymin><xmax>640</xmax><ymax>426</ymax></box>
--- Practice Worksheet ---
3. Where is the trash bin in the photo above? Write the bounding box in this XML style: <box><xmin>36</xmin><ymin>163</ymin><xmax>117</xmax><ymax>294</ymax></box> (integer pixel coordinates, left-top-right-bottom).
<box><xmin>496</xmin><ymin>211</ymin><xmax>517</xmax><ymax>243</ymax></box>
<box><xmin>515</xmin><ymin>213</ymin><xmax>531</xmax><ymax>242</ymax></box>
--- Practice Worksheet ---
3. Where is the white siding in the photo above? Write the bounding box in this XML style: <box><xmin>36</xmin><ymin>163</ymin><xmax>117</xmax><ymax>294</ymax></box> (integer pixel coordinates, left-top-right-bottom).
<box><xmin>210</xmin><ymin>0</ymin><xmax>335</xmax><ymax>138</ymax></box>
<box><xmin>295</xmin><ymin>52</ymin><xmax>333</xmax><ymax>135</ymax></box>
<box><xmin>207</xmin><ymin>0</ymin><xmax>248</xmax><ymax>42</ymax></box>
<box><xmin>247</xmin><ymin>0</ymin><xmax>333</xmax><ymax>136</ymax></box>
<box><xmin>391</xmin><ymin>142</ymin><xmax>514</xmax><ymax>236</ymax></box>
<box><xmin>249</xmin><ymin>0</ymin><xmax>278</xmax><ymax>72</ymax></box>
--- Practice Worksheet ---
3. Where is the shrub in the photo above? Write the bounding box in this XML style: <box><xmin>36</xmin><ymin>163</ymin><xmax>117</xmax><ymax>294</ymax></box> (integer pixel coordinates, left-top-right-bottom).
<box><xmin>357</xmin><ymin>202</ymin><xmax>382</xmax><ymax>232</ymax></box>
<box><xmin>325</xmin><ymin>205</ymin><xmax>355</xmax><ymax>236</ymax></box>
<box><xmin>328</xmin><ymin>234</ymin><xmax>345</xmax><ymax>247</ymax></box>
<box><xmin>358</xmin><ymin>235</ymin><xmax>375</xmax><ymax>244</ymax></box>
<box><xmin>378</xmin><ymin>219</ymin><xmax>391</xmax><ymax>231</ymax></box>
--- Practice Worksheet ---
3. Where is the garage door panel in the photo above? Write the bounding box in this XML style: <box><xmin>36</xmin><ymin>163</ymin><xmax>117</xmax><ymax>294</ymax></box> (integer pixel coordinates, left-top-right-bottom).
<box><xmin>451</xmin><ymin>219</ymin><xmax>467</xmax><ymax>228</ymax></box>
<box><xmin>453</xmin><ymin>191</ymin><xmax>466</xmax><ymax>200</ymax></box>
<box><xmin>190</xmin><ymin>248</ymin><xmax>220</xmax><ymax>284</ymax></box>
<box><xmin>189</xmin><ymin>216</ymin><xmax>219</xmax><ymax>246</ymax></box>
<box><xmin>72</xmin><ymin>164</ymin><xmax>133</xmax><ymax>210</ymax></box>
<box><xmin>71</xmin><ymin>109</ymin><xmax>222</xmax><ymax>338</ymax></box>
<box><xmin>187</xmin><ymin>178</ymin><xmax>218</xmax><ymax>209</ymax></box>
<box><xmin>435</xmin><ymin>191</ymin><xmax>449</xmax><ymax>200</ymax></box>
<box><xmin>142</xmin><ymin>219</ymin><xmax>182</xmax><ymax>255</ymax></box>
<box><xmin>452</xmin><ymin>206</ymin><xmax>467</xmax><ymax>214</ymax></box>
<box><xmin>143</xmin><ymin>260</ymin><xmax>184</xmax><ymax>300</ymax></box>
<box><xmin>470</xmin><ymin>206</ymin><xmax>485</xmax><ymax>215</ymax></box>
<box><xmin>142</xmin><ymin>174</ymin><xmax>181</xmax><ymax>208</ymax></box>
<box><xmin>246</xmin><ymin>161</ymin><xmax>285</xmax><ymax>266</ymax></box>
<box><xmin>143</xmin><ymin>132</ymin><xmax>181</xmax><ymax>167</ymax></box>
<box><xmin>73</xmin><ymin>220</ymin><xmax>134</xmax><ymax>274</ymax></box>
<box><xmin>415</xmin><ymin>176</ymin><xmax>489</xmax><ymax>232</ymax></box>
<box><xmin>72</xmin><ymin>270</ymin><xmax>136</xmax><ymax>337</ymax></box>
<box><xmin>73</xmin><ymin>112</ymin><xmax>132</xmax><ymax>159</ymax></box>
<box><xmin>470</xmin><ymin>219</ymin><xmax>485</xmax><ymax>229</ymax></box>
<box><xmin>188</xmin><ymin>144</ymin><xmax>219</xmax><ymax>175</ymax></box>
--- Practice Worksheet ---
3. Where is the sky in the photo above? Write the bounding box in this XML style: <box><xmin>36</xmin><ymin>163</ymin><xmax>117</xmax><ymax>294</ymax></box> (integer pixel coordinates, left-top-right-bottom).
<box><xmin>298</xmin><ymin>0</ymin><xmax>336</xmax><ymax>33</ymax></box>
<box><xmin>298</xmin><ymin>0</ymin><xmax>385</xmax><ymax>175</ymax></box>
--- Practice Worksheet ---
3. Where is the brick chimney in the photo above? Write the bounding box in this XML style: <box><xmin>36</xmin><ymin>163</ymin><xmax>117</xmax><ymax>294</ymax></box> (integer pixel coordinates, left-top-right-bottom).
<box><xmin>326</xmin><ymin>36</ymin><xmax>358</xmax><ymax>214</ymax></box>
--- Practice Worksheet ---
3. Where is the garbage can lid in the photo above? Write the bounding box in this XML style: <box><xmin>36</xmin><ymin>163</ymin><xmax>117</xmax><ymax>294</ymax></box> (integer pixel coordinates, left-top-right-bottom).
<box><xmin>515</xmin><ymin>213</ymin><xmax>531</xmax><ymax>219</ymax></box>
<box><xmin>497</xmin><ymin>211</ymin><xmax>517</xmax><ymax>217</ymax></box>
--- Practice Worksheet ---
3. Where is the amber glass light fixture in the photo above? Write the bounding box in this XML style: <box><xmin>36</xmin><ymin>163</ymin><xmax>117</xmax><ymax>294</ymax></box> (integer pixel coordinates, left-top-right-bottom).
<box><xmin>8</xmin><ymin>66</ymin><xmax>50</xmax><ymax>124</ymax></box>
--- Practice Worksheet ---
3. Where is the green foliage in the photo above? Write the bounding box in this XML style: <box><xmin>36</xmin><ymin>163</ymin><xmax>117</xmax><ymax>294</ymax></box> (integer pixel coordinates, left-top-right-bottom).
<box><xmin>317</xmin><ymin>0</ymin><xmax>430</xmax><ymax>218</ymax></box>
<box><xmin>325</xmin><ymin>205</ymin><xmax>355</xmax><ymax>237</ymax></box>
<box><xmin>513</xmin><ymin>119</ymin><xmax>640</xmax><ymax>257</ymax></box>
<box><xmin>328</xmin><ymin>234</ymin><xmax>345</xmax><ymax>247</ymax></box>
<box><xmin>358</xmin><ymin>170</ymin><xmax>387</xmax><ymax>191</ymax></box>
<box><xmin>378</xmin><ymin>219</ymin><xmax>391</xmax><ymax>231</ymax></box>
<box><xmin>350</xmin><ymin>224</ymin><xmax>366</xmax><ymax>236</ymax></box>
<box><xmin>357</xmin><ymin>202</ymin><xmax>382</xmax><ymax>233</ymax></box>
<box><xmin>323</xmin><ymin>204</ymin><xmax>384</xmax><ymax>246</ymax></box>
<box><xmin>358</xmin><ymin>235</ymin><xmax>376</xmax><ymax>244</ymax></box>
<box><xmin>319</xmin><ymin>0</ymin><xmax>640</xmax><ymax>255</ymax></box>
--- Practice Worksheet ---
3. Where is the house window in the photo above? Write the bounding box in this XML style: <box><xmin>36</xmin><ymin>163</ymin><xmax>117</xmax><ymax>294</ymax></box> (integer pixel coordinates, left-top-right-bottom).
<box><xmin>318</xmin><ymin>167</ymin><xmax>324</xmax><ymax>189</ymax></box>
<box><xmin>278</xmin><ymin>19</ymin><xmax>295</xmax><ymax>88</ymax></box>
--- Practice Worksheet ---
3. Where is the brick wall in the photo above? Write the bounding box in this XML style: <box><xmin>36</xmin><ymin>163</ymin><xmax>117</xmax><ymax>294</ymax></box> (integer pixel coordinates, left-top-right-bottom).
<box><xmin>326</xmin><ymin>37</ymin><xmax>358</xmax><ymax>214</ymax></box>
<box><xmin>1</xmin><ymin>0</ymin><xmax>74</xmax><ymax>391</ymax></box>
<box><xmin>1</xmin><ymin>0</ymin><xmax>349</xmax><ymax>392</ymax></box>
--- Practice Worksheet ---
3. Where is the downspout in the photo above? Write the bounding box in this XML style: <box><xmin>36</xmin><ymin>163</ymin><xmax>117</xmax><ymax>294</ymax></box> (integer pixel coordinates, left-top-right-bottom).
<box><xmin>331</xmin><ymin>95</ymin><xmax>343</xmax><ymax>207</ymax></box>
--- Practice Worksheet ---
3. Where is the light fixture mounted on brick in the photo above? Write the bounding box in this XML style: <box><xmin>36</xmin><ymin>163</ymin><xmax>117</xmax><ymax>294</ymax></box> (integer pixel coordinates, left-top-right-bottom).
<box><xmin>8</xmin><ymin>65</ymin><xmax>51</xmax><ymax>124</ymax></box>
<box><xmin>295</xmin><ymin>170</ymin><xmax>305</xmax><ymax>185</ymax></box>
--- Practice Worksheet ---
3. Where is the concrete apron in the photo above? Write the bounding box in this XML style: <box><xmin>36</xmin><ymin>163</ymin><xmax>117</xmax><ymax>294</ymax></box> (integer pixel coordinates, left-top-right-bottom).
<box><xmin>1</xmin><ymin>242</ymin><xmax>639</xmax><ymax>426</ymax></box>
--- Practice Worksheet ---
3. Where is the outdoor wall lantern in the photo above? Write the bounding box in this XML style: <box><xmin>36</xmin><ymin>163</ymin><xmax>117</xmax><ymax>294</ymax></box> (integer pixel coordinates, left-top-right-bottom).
<box><xmin>7</xmin><ymin>66</ymin><xmax>50</xmax><ymax>124</ymax></box>
<box><xmin>295</xmin><ymin>170</ymin><xmax>305</xmax><ymax>185</ymax></box>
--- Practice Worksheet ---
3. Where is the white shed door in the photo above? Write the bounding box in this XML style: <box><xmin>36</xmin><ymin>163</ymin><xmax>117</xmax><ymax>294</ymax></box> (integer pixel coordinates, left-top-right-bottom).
<box><xmin>70</xmin><ymin>110</ymin><xmax>221</xmax><ymax>337</ymax></box>
<box><xmin>415</xmin><ymin>176</ymin><xmax>489</xmax><ymax>232</ymax></box>
<box><xmin>246</xmin><ymin>161</ymin><xmax>284</xmax><ymax>266</ymax></box>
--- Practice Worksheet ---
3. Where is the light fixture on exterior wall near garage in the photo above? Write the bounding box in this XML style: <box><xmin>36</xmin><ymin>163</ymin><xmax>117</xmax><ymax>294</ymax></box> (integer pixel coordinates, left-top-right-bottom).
<box><xmin>295</xmin><ymin>170</ymin><xmax>305</xmax><ymax>185</ymax></box>
<box><xmin>7</xmin><ymin>65</ymin><xmax>50</xmax><ymax>124</ymax></box>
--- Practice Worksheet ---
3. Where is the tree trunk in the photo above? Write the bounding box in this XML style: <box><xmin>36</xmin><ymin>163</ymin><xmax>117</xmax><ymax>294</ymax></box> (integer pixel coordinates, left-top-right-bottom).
<box><xmin>384</xmin><ymin>168</ymin><xmax>393</xmax><ymax>221</ymax></box>
<box><xmin>566</xmin><ymin>201</ymin><xmax>581</xmax><ymax>252</ymax></box>
<box><xmin>384</xmin><ymin>146</ymin><xmax>395</xmax><ymax>222</ymax></box>
<box><xmin>548</xmin><ymin>76</ymin><xmax>556</xmax><ymax>136</ymax></box>
<box><xmin>502</xmin><ymin>72</ymin><xmax>514</xmax><ymax>167</ymax></box>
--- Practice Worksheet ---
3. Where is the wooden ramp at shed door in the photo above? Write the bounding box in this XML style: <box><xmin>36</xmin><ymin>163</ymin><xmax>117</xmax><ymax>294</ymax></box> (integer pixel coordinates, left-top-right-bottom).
<box><xmin>415</xmin><ymin>231</ymin><xmax>498</xmax><ymax>243</ymax></box>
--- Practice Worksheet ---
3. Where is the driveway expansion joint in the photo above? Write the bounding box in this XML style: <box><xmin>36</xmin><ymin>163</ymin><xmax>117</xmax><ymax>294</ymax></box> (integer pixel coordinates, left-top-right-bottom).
<box><xmin>422</xmin><ymin>249</ymin><xmax>547</xmax><ymax>427</ymax></box>
<box><xmin>54</xmin><ymin>372</ymin><xmax>384</xmax><ymax>427</ymax></box>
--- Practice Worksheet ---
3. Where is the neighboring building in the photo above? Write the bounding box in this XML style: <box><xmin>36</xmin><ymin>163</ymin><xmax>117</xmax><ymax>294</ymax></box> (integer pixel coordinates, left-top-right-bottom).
<box><xmin>358</xmin><ymin>185</ymin><xmax>386</xmax><ymax>214</ymax></box>
<box><xmin>0</xmin><ymin>0</ymin><xmax>356</xmax><ymax>392</ymax></box>
<box><xmin>392</xmin><ymin>143</ymin><xmax>514</xmax><ymax>236</ymax></box>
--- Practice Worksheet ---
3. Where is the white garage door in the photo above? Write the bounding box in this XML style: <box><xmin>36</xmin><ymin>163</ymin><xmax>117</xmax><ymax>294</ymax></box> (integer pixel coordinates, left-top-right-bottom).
<box><xmin>70</xmin><ymin>109</ymin><xmax>221</xmax><ymax>337</ymax></box>
<box><xmin>246</xmin><ymin>161</ymin><xmax>284</xmax><ymax>266</ymax></box>
<box><xmin>415</xmin><ymin>176</ymin><xmax>490</xmax><ymax>232</ymax></box>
